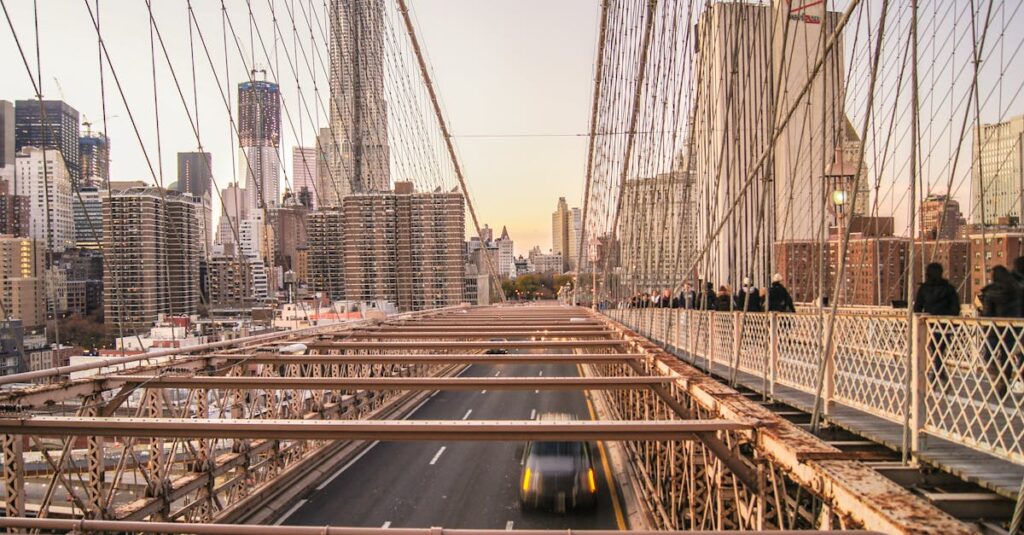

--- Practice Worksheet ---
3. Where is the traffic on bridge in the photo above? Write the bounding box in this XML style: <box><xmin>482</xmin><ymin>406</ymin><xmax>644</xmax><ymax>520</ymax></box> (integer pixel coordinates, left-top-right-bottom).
<box><xmin>1</xmin><ymin>0</ymin><xmax>1023</xmax><ymax>533</ymax></box>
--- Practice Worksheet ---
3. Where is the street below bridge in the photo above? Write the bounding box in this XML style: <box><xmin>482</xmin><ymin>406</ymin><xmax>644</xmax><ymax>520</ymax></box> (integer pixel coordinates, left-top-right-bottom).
<box><xmin>283</xmin><ymin>350</ymin><xmax>625</xmax><ymax>530</ymax></box>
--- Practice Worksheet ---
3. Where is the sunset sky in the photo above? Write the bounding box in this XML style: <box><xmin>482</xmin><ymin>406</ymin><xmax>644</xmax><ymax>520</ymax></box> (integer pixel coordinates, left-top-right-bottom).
<box><xmin>0</xmin><ymin>1</ymin><xmax>600</xmax><ymax>255</ymax></box>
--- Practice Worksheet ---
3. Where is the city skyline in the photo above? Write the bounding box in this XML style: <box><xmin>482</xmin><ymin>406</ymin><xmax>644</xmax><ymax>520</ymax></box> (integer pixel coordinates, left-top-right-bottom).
<box><xmin>0</xmin><ymin>2</ymin><xmax>597</xmax><ymax>254</ymax></box>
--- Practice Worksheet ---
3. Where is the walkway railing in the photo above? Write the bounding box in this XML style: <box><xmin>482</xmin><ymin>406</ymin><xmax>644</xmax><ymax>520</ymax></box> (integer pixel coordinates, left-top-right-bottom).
<box><xmin>604</xmin><ymin>307</ymin><xmax>1024</xmax><ymax>467</ymax></box>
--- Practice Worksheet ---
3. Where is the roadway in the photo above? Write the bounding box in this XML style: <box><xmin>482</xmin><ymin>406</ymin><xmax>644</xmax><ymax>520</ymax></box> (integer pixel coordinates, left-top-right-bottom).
<box><xmin>282</xmin><ymin>353</ymin><xmax>625</xmax><ymax>530</ymax></box>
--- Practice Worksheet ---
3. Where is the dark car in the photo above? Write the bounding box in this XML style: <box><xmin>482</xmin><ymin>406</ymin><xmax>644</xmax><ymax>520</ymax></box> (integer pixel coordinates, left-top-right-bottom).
<box><xmin>520</xmin><ymin>413</ymin><xmax>597</xmax><ymax>512</ymax></box>
<box><xmin>485</xmin><ymin>338</ymin><xmax>508</xmax><ymax>355</ymax></box>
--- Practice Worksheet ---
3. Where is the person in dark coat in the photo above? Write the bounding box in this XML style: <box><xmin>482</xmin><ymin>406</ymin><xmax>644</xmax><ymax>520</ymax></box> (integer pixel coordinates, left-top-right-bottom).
<box><xmin>1013</xmin><ymin>256</ymin><xmax>1024</xmax><ymax>287</ymax></box>
<box><xmin>734</xmin><ymin>277</ymin><xmax>762</xmax><ymax>312</ymax></box>
<box><xmin>767</xmin><ymin>273</ymin><xmax>796</xmax><ymax>313</ymax></box>
<box><xmin>913</xmin><ymin>263</ymin><xmax>960</xmax><ymax>384</ymax></box>
<box><xmin>913</xmin><ymin>263</ymin><xmax>960</xmax><ymax>316</ymax></box>
<box><xmin>981</xmin><ymin>265</ymin><xmax>1022</xmax><ymax>396</ymax></box>
<box><xmin>678</xmin><ymin>281</ymin><xmax>696</xmax><ymax>310</ymax></box>
<box><xmin>981</xmin><ymin>266</ymin><xmax>1021</xmax><ymax>318</ymax></box>
<box><xmin>714</xmin><ymin>286</ymin><xmax>733</xmax><ymax>312</ymax></box>
<box><xmin>699</xmin><ymin>282</ymin><xmax>717</xmax><ymax>310</ymax></box>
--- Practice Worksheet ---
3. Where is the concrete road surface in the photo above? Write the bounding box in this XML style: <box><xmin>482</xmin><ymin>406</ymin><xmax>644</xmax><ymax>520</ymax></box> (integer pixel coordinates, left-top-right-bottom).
<box><xmin>283</xmin><ymin>357</ymin><xmax>625</xmax><ymax>530</ymax></box>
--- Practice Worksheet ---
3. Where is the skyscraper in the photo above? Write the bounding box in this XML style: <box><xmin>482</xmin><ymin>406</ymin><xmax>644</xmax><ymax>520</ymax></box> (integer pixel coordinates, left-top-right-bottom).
<box><xmin>177</xmin><ymin>151</ymin><xmax>214</xmax><ymax>256</ymax></box>
<box><xmin>328</xmin><ymin>0</ymin><xmax>390</xmax><ymax>194</ymax></box>
<box><xmin>79</xmin><ymin>129</ymin><xmax>110</xmax><ymax>186</ymax></box>
<box><xmin>215</xmin><ymin>181</ymin><xmax>248</xmax><ymax>249</ymax></box>
<box><xmin>292</xmin><ymin>146</ymin><xmax>318</xmax><ymax>209</ymax></box>
<box><xmin>14</xmin><ymin>100</ymin><xmax>81</xmax><ymax>188</ymax></box>
<box><xmin>0</xmin><ymin>235</ymin><xmax>45</xmax><ymax>328</ymax></box>
<box><xmin>176</xmin><ymin>152</ymin><xmax>213</xmax><ymax>198</ymax></box>
<box><xmin>972</xmin><ymin>115</ymin><xmax>1024</xmax><ymax>225</ymax></box>
<box><xmin>551</xmin><ymin>197</ymin><xmax>570</xmax><ymax>272</ymax></box>
<box><xmin>14</xmin><ymin>147</ymin><xmax>74</xmax><ymax>253</ymax></box>
<box><xmin>0</xmin><ymin>178</ymin><xmax>29</xmax><ymax>237</ymax></box>
<box><xmin>238</xmin><ymin>79</ymin><xmax>282</xmax><ymax>212</ymax></box>
<box><xmin>920</xmin><ymin>194</ymin><xmax>966</xmax><ymax>240</ymax></box>
<box><xmin>103</xmin><ymin>187</ymin><xmax>201</xmax><ymax>333</ymax></box>
<box><xmin>618</xmin><ymin>171</ymin><xmax>688</xmax><ymax>290</ymax></box>
<box><xmin>72</xmin><ymin>185</ymin><xmax>105</xmax><ymax>250</ymax></box>
<box><xmin>691</xmin><ymin>2</ymin><xmax>851</xmax><ymax>288</ymax></box>
<box><xmin>497</xmin><ymin>226</ymin><xmax>514</xmax><ymax>278</ymax></box>
<box><xmin>0</xmin><ymin>101</ymin><xmax>14</xmax><ymax>172</ymax></box>
<box><xmin>567</xmin><ymin>207</ymin><xmax>582</xmax><ymax>271</ymax></box>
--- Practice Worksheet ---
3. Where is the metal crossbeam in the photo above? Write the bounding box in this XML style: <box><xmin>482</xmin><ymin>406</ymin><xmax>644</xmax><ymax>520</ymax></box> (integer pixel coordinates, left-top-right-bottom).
<box><xmin>0</xmin><ymin>417</ymin><xmax>752</xmax><ymax>441</ymax></box>
<box><xmin>306</xmin><ymin>340</ymin><xmax>629</xmax><ymax>349</ymax></box>
<box><xmin>107</xmin><ymin>375</ymin><xmax>673</xmax><ymax>390</ymax></box>
<box><xmin>339</xmin><ymin>330</ymin><xmax>617</xmax><ymax>338</ymax></box>
<box><xmin>0</xmin><ymin>518</ymin><xmax>879</xmax><ymax>534</ymax></box>
<box><xmin>210</xmin><ymin>353</ymin><xmax>643</xmax><ymax>364</ymax></box>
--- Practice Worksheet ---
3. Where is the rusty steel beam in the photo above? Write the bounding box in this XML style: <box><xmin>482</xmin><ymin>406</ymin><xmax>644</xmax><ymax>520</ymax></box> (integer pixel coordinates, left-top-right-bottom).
<box><xmin>0</xmin><ymin>417</ymin><xmax>751</xmax><ymax>441</ymax></box>
<box><xmin>306</xmin><ymin>340</ymin><xmax>628</xmax><ymax>350</ymax></box>
<box><xmin>0</xmin><ymin>518</ymin><xmax>881</xmax><ymax>534</ymax></box>
<box><xmin>339</xmin><ymin>331</ymin><xmax>617</xmax><ymax>339</ymax></box>
<box><xmin>378</xmin><ymin>319</ymin><xmax>602</xmax><ymax>327</ymax></box>
<box><xmin>210</xmin><ymin>354</ymin><xmax>643</xmax><ymax>364</ymax></box>
<box><xmin>106</xmin><ymin>375</ymin><xmax>672</xmax><ymax>391</ymax></box>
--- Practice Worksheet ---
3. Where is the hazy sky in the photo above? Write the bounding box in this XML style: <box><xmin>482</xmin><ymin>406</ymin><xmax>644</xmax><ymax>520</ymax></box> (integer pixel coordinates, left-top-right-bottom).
<box><xmin>3</xmin><ymin>2</ymin><xmax>1021</xmax><ymax>255</ymax></box>
<box><xmin>0</xmin><ymin>1</ymin><xmax>600</xmax><ymax>255</ymax></box>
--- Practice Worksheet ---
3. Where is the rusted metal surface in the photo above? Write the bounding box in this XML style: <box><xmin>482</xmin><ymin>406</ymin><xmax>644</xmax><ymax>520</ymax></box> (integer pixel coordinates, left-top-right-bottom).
<box><xmin>210</xmin><ymin>353</ymin><xmax>645</xmax><ymax>364</ymax></box>
<box><xmin>0</xmin><ymin>417</ymin><xmax>752</xmax><ymax>441</ymax></box>
<box><xmin>107</xmin><ymin>375</ymin><xmax>673</xmax><ymax>390</ymax></box>
<box><xmin>0</xmin><ymin>303</ymin><xmax>981</xmax><ymax>531</ymax></box>
<box><xmin>0</xmin><ymin>517</ymin><xmax>883</xmax><ymax>534</ymax></box>
<box><xmin>338</xmin><ymin>330</ymin><xmax>618</xmax><ymax>338</ymax></box>
<box><xmin>597</xmin><ymin>310</ymin><xmax>976</xmax><ymax>534</ymax></box>
<box><xmin>306</xmin><ymin>339</ymin><xmax>630</xmax><ymax>350</ymax></box>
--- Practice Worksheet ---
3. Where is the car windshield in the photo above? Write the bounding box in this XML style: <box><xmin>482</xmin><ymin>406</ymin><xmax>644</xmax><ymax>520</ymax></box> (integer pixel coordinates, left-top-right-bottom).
<box><xmin>531</xmin><ymin>441</ymin><xmax>583</xmax><ymax>457</ymax></box>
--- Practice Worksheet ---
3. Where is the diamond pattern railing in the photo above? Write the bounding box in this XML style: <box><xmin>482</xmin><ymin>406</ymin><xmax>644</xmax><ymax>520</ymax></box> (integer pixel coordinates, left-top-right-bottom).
<box><xmin>924</xmin><ymin>317</ymin><xmax>1024</xmax><ymax>463</ymax></box>
<box><xmin>832</xmin><ymin>315</ymin><xmax>908</xmax><ymax>421</ymax></box>
<box><xmin>603</xmin><ymin>306</ymin><xmax>1024</xmax><ymax>466</ymax></box>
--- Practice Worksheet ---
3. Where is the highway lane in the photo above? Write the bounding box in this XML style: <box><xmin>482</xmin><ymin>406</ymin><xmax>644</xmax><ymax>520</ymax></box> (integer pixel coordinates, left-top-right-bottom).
<box><xmin>284</xmin><ymin>357</ymin><xmax>624</xmax><ymax>529</ymax></box>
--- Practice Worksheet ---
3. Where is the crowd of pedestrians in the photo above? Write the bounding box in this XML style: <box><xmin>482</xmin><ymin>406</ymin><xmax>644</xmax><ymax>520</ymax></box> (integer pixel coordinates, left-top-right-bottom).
<box><xmin>624</xmin><ymin>274</ymin><xmax>796</xmax><ymax>313</ymax></box>
<box><xmin>620</xmin><ymin>260</ymin><xmax>1024</xmax><ymax>396</ymax></box>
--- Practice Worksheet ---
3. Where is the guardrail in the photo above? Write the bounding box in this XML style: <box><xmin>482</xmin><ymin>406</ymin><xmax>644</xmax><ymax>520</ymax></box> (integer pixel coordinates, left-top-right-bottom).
<box><xmin>604</xmin><ymin>307</ymin><xmax>1024</xmax><ymax>467</ymax></box>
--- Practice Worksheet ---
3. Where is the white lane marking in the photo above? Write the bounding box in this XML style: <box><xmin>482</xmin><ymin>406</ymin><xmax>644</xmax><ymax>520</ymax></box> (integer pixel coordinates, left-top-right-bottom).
<box><xmin>506</xmin><ymin>520</ymin><xmax>514</xmax><ymax>530</ymax></box>
<box><xmin>429</xmin><ymin>446</ymin><xmax>447</xmax><ymax>465</ymax></box>
<box><xmin>530</xmin><ymin>409</ymin><xmax>536</xmax><ymax>420</ymax></box>
<box><xmin>481</xmin><ymin>389</ymin><xmax>487</xmax><ymax>394</ymax></box>
<box><xmin>495</xmin><ymin>370</ymin><xmax>501</xmax><ymax>376</ymax></box>
<box><xmin>382</xmin><ymin>521</ymin><xmax>392</xmax><ymax>529</ymax></box>
<box><xmin>430</xmin><ymin>391</ymin><xmax>439</xmax><ymax>398</ymax></box>
<box><xmin>316</xmin><ymin>440</ymin><xmax>381</xmax><ymax>490</ymax></box>
<box><xmin>315</xmin><ymin>379</ymin><xmax>436</xmax><ymax>491</ymax></box>
<box><xmin>274</xmin><ymin>499</ymin><xmax>307</xmax><ymax>525</ymax></box>
<box><xmin>462</xmin><ymin>409</ymin><xmax>473</xmax><ymax>420</ymax></box>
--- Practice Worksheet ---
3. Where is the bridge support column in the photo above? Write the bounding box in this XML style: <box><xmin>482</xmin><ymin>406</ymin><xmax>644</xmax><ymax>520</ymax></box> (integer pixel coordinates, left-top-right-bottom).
<box><xmin>1</xmin><ymin>433</ymin><xmax>23</xmax><ymax>519</ymax></box>
<box><xmin>768</xmin><ymin>313</ymin><xmax>778</xmax><ymax>398</ymax></box>
<box><xmin>909</xmin><ymin>315</ymin><xmax>928</xmax><ymax>454</ymax></box>
<box><xmin>84</xmin><ymin>397</ymin><xmax>106</xmax><ymax>518</ymax></box>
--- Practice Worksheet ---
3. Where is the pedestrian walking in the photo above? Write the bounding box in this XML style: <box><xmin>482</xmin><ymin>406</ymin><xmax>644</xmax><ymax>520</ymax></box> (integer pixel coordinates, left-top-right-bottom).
<box><xmin>678</xmin><ymin>281</ymin><xmax>696</xmax><ymax>309</ymax></box>
<box><xmin>980</xmin><ymin>265</ymin><xmax>1022</xmax><ymax>396</ymax></box>
<box><xmin>734</xmin><ymin>277</ymin><xmax>762</xmax><ymax>312</ymax></box>
<box><xmin>767</xmin><ymin>273</ymin><xmax>796</xmax><ymax>313</ymax></box>
<box><xmin>699</xmin><ymin>282</ymin><xmax>717</xmax><ymax>310</ymax></box>
<box><xmin>715</xmin><ymin>286</ymin><xmax>733</xmax><ymax>312</ymax></box>
<box><xmin>913</xmin><ymin>262</ymin><xmax>960</xmax><ymax>384</ymax></box>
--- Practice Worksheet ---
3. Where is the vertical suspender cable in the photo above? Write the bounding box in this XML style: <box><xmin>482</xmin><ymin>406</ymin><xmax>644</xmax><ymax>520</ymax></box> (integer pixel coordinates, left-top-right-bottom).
<box><xmin>394</xmin><ymin>0</ymin><xmax>505</xmax><ymax>303</ymax></box>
